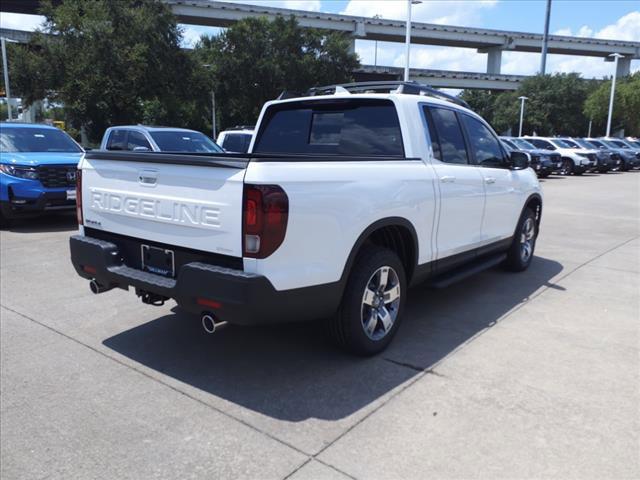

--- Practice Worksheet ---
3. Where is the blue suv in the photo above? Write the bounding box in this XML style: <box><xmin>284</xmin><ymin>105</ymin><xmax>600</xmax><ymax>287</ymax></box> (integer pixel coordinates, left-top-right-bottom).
<box><xmin>1</xmin><ymin>123</ymin><xmax>83</xmax><ymax>225</ymax></box>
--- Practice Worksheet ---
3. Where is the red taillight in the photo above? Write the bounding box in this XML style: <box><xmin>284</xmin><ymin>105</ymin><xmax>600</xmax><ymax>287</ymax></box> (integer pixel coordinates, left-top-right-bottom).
<box><xmin>196</xmin><ymin>297</ymin><xmax>222</xmax><ymax>309</ymax></box>
<box><xmin>242</xmin><ymin>184</ymin><xmax>288</xmax><ymax>259</ymax></box>
<box><xmin>76</xmin><ymin>169</ymin><xmax>83</xmax><ymax>225</ymax></box>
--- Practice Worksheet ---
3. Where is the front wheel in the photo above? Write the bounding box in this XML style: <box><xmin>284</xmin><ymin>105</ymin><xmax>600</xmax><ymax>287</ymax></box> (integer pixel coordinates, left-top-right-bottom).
<box><xmin>327</xmin><ymin>246</ymin><xmax>406</xmax><ymax>356</ymax></box>
<box><xmin>504</xmin><ymin>208</ymin><xmax>537</xmax><ymax>272</ymax></box>
<box><xmin>560</xmin><ymin>158</ymin><xmax>574</xmax><ymax>175</ymax></box>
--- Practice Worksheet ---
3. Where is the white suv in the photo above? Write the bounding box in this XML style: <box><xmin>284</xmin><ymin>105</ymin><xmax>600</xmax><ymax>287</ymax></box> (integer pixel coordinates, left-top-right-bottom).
<box><xmin>71</xmin><ymin>82</ymin><xmax>542</xmax><ymax>355</ymax></box>
<box><xmin>525</xmin><ymin>136</ymin><xmax>596</xmax><ymax>175</ymax></box>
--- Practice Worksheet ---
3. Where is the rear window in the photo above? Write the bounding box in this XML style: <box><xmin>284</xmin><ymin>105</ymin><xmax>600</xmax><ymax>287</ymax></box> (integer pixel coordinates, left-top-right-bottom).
<box><xmin>149</xmin><ymin>131</ymin><xmax>223</xmax><ymax>153</ymax></box>
<box><xmin>253</xmin><ymin>99</ymin><xmax>404</xmax><ymax>157</ymax></box>
<box><xmin>221</xmin><ymin>133</ymin><xmax>252</xmax><ymax>153</ymax></box>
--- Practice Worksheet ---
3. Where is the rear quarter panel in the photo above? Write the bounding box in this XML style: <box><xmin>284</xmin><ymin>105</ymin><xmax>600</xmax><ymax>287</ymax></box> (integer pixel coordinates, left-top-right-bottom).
<box><xmin>243</xmin><ymin>160</ymin><xmax>437</xmax><ymax>290</ymax></box>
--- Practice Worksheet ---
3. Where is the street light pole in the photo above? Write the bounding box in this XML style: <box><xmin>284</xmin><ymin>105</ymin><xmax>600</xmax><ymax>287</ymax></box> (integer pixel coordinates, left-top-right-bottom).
<box><xmin>404</xmin><ymin>0</ymin><xmax>422</xmax><ymax>82</ymax></box>
<box><xmin>1</xmin><ymin>37</ymin><xmax>12</xmax><ymax>121</ymax></box>
<box><xmin>606</xmin><ymin>53</ymin><xmax>624</xmax><ymax>137</ymax></box>
<box><xmin>518</xmin><ymin>96</ymin><xmax>529</xmax><ymax>137</ymax></box>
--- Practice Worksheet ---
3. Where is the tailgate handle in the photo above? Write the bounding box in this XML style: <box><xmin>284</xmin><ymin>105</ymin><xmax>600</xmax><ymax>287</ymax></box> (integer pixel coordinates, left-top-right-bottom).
<box><xmin>138</xmin><ymin>169</ymin><xmax>158</xmax><ymax>186</ymax></box>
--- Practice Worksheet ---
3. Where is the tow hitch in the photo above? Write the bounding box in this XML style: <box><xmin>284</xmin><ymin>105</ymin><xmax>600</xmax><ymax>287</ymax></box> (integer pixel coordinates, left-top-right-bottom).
<box><xmin>137</xmin><ymin>289</ymin><xmax>169</xmax><ymax>306</ymax></box>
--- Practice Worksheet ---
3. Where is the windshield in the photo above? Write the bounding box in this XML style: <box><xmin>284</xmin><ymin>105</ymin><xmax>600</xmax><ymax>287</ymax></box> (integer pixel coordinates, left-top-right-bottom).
<box><xmin>549</xmin><ymin>139</ymin><xmax>573</xmax><ymax>148</ymax></box>
<box><xmin>511</xmin><ymin>138</ymin><xmax>537</xmax><ymax>150</ymax></box>
<box><xmin>602</xmin><ymin>140</ymin><xmax>622</xmax><ymax>149</ymax></box>
<box><xmin>629</xmin><ymin>140</ymin><xmax>640</xmax><ymax>148</ymax></box>
<box><xmin>609</xmin><ymin>140</ymin><xmax>629</xmax><ymax>149</ymax></box>
<box><xmin>149</xmin><ymin>131</ymin><xmax>223</xmax><ymax>153</ymax></box>
<box><xmin>589</xmin><ymin>140</ymin><xmax>606</xmax><ymax>148</ymax></box>
<box><xmin>574</xmin><ymin>139</ymin><xmax>596</xmax><ymax>149</ymax></box>
<box><xmin>0</xmin><ymin>126</ymin><xmax>82</xmax><ymax>153</ymax></box>
<box><xmin>562</xmin><ymin>139</ymin><xmax>580</xmax><ymax>148</ymax></box>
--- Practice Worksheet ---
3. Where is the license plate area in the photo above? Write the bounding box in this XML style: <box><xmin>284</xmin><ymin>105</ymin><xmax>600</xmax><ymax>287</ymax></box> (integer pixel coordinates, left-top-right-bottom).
<box><xmin>141</xmin><ymin>245</ymin><xmax>175</xmax><ymax>278</ymax></box>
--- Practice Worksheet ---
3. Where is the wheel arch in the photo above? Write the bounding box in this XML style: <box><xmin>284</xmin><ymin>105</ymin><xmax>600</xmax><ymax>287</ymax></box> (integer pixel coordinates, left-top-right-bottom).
<box><xmin>519</xmin><ymin>193</ymin><xmax>543</xmax><ymax>234</ymax></box>
<box><xmin>340</xmin><ymin>217</ymin><xmax>420</xmax><ymax>286</ymax></box>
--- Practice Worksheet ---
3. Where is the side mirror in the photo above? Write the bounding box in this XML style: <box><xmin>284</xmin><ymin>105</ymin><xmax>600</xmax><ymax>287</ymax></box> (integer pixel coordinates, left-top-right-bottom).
<box><xmin>510</xmin><ymin>151</ymin><xmax>530</xmax><ymax>170</ymax></box>
<box><xmin>133</xmin><ymin>146</ymin><xmax>150</xmax><ymax>152</ymax></box>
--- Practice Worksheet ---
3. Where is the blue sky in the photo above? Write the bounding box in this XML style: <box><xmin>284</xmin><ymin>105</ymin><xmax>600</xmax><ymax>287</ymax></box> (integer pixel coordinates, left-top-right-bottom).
<box><xmin>2</xmin><ymin>0</ymin><xmax>638</xmax><ymax>78</ymax></box>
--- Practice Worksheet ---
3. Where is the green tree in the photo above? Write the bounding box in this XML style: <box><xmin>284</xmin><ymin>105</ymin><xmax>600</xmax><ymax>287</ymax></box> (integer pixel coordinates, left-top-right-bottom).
<box><xmin>9</xmin><ymin>0</ymin><xmax>202</xmax><ymax>143</ymax></box>
<box><xmin>460</xmin><ymin>73</ymin><xmax>599</xmax><ymax>136</ymax></box>
<box><xmin>459</xmin><ymin>89</ymin><xmax>499</xmax><ymax>123</ymax></box>
<box><xmin>584</xmin><ymin>71</ymin><xmax>640</xmax><ymax>136</ymax></box>
<box><xmin>193</xmin><ymin>16</ymin><xmax>360</xmax><ymax>129</ymax></box>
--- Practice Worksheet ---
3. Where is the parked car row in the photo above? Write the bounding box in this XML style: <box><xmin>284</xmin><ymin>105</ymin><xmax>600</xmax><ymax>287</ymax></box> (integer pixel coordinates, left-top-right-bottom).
<box><xmin>2</xmin><ymin>111</ymin><xmax>639</xmax><ymax>226</ymax></box>
<box><xmin>500</xmin><ymin>135</ymin><xmax>640</xmax><ymax>178</ymax></box>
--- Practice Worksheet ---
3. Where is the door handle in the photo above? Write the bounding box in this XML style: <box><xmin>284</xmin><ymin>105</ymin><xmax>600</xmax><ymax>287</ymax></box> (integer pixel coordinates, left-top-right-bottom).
<box><xmin>440</xmin><ymin>176</ymin><xmax>456</xmax><ymax>183</ymax></box>
<box><xmin>485</xmin><ymin>177</ymin><xmax>496</xmax><ymax>184</ymax></box>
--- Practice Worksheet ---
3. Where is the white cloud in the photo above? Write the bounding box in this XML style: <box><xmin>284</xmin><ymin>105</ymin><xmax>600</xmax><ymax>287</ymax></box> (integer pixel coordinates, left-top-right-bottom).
<box><xmin>554</xmin><ymin>11</ymin><xmax>639</xmax><ymax>41</ymax></box>
<box><xmin>342</xmin><ymin>0</ymin><xmax>497</xmax><ymax>26</ymax></box>
<box><xmin>0</xmin><ymin>13</ymin><xmax>45</xmax><ymax>31</ymax></box>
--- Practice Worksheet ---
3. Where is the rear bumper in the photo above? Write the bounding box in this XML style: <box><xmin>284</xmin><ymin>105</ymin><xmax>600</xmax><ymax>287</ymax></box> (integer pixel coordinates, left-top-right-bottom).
<box><xmin>69</xmin><ymin>234</ymin><xmax>341</xmax><ymax>325</ymax></box>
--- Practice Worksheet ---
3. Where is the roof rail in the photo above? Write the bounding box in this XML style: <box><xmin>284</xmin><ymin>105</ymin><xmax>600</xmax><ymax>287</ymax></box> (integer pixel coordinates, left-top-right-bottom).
<box><xmin>231</xmin><ymin>125</ymin><xmax>256</xmax><ymax>130</ymax></box>
<box><xmin>306</xmin><ymin>81</ymin><xmax>470</xmax><ymax>109</ymax></box>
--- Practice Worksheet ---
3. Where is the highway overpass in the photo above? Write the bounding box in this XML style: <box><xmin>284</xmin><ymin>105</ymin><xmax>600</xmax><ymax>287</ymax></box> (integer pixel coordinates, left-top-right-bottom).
<box><xmin>0</xmin><ymin>27</ymin><xmax>526</xmax><ymax>90</ymax></box>
<box><xmin>3</xmin><ymin>0</ymin><xmax>637</xmax><ymax>86</ymax></box>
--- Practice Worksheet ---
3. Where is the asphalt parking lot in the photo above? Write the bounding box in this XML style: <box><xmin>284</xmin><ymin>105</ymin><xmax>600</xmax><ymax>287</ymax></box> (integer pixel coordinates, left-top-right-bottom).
<box><xmin>1</xmin><ymin>171</ymin><xmax>638</xmax><ymax>480</ymax></box>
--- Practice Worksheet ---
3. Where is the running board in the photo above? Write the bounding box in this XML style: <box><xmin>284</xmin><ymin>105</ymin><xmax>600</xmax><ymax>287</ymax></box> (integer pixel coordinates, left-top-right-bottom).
<box><xmin>430</xmin><ymin>253</ymin><xmax>507</xmax><ymax>289</ymax></box>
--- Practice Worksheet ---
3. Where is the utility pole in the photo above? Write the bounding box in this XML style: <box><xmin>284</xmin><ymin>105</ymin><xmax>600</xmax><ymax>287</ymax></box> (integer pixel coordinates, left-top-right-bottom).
<box><xmin>606</xmin><ymin>53</ymin><xmax>624</xmax><ymax>137</ymax></box>
<box><xmin>1</xmin><ymin>37</ymin><xmax>12</xmax><ymax>121</ymax></box>
<box><xmin>540</xmin><ymin>0</ymin><xmax>552</xmax><ymax>74</ymax></box>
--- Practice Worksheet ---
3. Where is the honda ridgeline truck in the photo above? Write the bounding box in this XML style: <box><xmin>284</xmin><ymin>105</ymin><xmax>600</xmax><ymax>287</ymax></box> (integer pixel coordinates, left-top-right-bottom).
<box><xmin>70</xmin><ymin>82</ymin><xmax>542</xmax><ymax>355</ymax></box>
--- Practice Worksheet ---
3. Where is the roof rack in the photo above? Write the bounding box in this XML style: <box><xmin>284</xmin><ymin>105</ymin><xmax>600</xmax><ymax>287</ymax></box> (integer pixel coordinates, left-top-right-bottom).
<box><xmin>305</xmin><ymin>81</ymin><xmax>470</xmax><ymax>109</ymax></box>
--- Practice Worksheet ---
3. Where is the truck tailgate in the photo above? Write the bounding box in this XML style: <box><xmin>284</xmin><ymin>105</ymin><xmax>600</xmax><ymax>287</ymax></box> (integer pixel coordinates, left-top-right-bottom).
<box><xmin>80</xmin><ymin>152</ymin><xmax>247</xmax><ymax>257</ymax></box>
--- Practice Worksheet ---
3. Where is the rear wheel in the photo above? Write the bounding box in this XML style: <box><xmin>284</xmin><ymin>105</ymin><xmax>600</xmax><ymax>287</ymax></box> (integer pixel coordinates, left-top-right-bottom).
<box><xmin>327</xmin><ymin>246</ymin><xmax>406</xmax><ymax>356</ymax></box>
<box><xmin>504</xmin><ymin>208</ymin><xmax>537</xmax><ymax>272</ymax></box>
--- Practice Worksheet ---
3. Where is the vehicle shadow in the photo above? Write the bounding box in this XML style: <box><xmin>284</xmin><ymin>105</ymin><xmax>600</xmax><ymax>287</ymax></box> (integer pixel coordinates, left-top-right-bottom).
<box><xmin>103</xmin><ymin>256</ymin><xmax>564</xmax><ymax>421</ymax></box>
<box><xmin>4</xmin><ymin>212</ymin><xmax>77</xmax><ymax>233</ymax></box>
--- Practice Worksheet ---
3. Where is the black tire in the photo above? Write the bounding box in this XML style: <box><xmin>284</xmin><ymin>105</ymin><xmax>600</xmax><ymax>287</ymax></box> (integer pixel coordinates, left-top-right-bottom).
<box><xmin>538</xmin><ymin>172</ymin><xmax>550</xmax><ymax>179</ymax></box>
<box><xmin>504</xmin><ymin>208</ymin><xmax>537</xmax><ymax>272</ymax></box>
<box><xmin>327</xmin><ymin>246</ymin><xmax>407</xmax><ymax>356</ymax></box>
<box><xmin>620</xmin><ymin>160</ymin><xmax>629</xmax><ymax>172</ymax></box>
<box><xmin>561</xmin><ymin>158</ymin><xmax>574</xmax><ymax>175</ymax></box>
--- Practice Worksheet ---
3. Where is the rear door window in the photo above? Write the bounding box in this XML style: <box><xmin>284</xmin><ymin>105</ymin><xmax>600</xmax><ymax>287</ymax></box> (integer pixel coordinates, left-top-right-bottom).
<box><xmin>253</xmin><ymin>99</ymin><xmax>404</xmax><ymax>157</ymax></box>
<box><xmin>425</xmin><ymin>106</ymin><xmax>469</xmax><ymax>164</ymax></box>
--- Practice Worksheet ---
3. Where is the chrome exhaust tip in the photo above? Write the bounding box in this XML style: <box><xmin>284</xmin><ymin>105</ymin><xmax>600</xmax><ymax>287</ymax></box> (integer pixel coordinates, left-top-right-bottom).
<box><xmin>201</xmin><ymin>312</ymin><xmax>227</xmax><ymax>334</ymax></box>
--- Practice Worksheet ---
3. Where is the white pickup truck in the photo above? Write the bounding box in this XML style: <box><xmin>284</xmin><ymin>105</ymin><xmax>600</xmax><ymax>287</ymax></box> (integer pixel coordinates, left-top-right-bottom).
<box><xmin>70</xmin><ymin>81</ymin><xmax>542</xmax><ymax>355</ymax></box>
